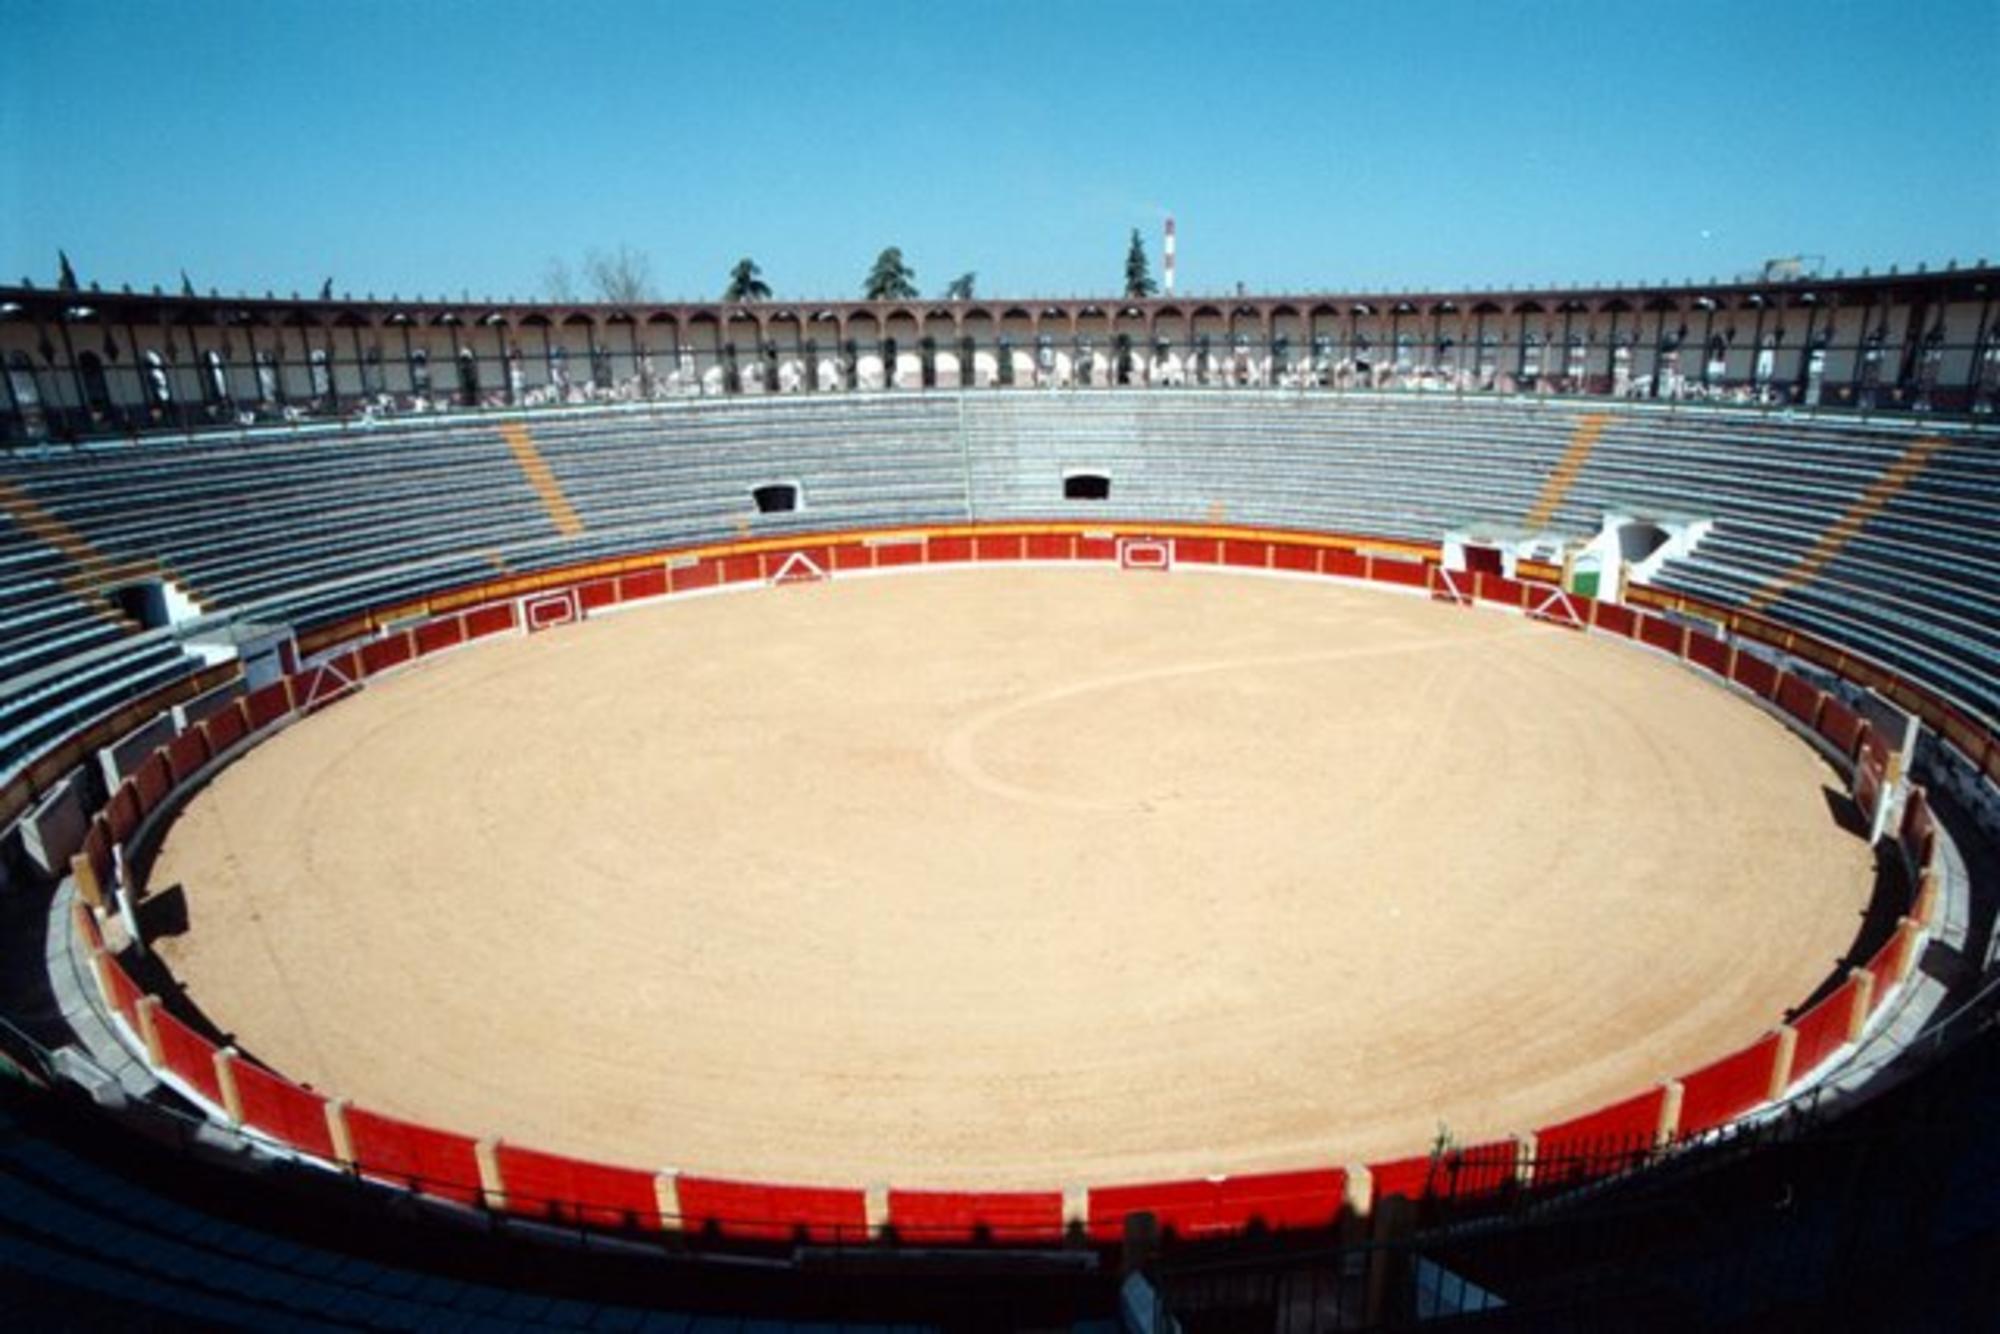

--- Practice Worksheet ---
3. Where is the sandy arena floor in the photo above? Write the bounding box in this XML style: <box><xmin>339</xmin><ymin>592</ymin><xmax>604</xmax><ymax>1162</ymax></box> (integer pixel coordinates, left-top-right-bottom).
<box><xmin>150</xmin><ymin>568</ymin><xmax>1873</xmax><ymax>1189</ymax></box>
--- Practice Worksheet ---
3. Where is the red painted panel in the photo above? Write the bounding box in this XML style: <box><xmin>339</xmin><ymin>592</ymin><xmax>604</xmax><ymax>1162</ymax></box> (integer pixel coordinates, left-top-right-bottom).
<box><xmin>1638</xmin><ymin>615</ymin><xmax>1683</xmax><ymax>654</ymax></box>
<box><xmin>495</xmin><ymin>1143</ymin><xmax>661</xmax><ymax>1230</ymax></box>
<box><xmin>676</xmin><ymin>1176</ymin><xmax>868</xmax><ymax>1243</ymax></box>
<box><xmin>1790</xmin><ymin>978</ymin><xmax>1861</xmax><ymax>1079</ymax></box>
<box><xmin>1222</xmin><ymin>539</ymin><xmax>1267</xmax><ymax>569</ymax></box>
<box><xmin>152</xmin><ymin>1008</ymin><xmax>222</xmax><ymax>1105</ymax></box>
<box><xmin>1271</xmin><ymin>543</ymin><xmax>1316</xmax><ymax>574</ymax></box>
<box><xmin>1478</xmin><ymin>575</ymin><xmax>1528</xmax><ymax>608</ymax></box>
<box><xmin>1534</xmin><ymin>1087</ymin><xmax>1666</xmax><ymax>1186</ymax></box>
<box><xmin>927</xmin><ymin>535</ymin><xmax>973</xmax><ymax>564</ymax></box>
<box><xmin>1677</xmin><ymin>1034</ymin><xmax>1780</xmax><ymax>1136</ymax></box>
<box><xmin>134</xmin><ymin>751</ymin><xmax>171</xmax><ymax>816</ymax></box>
<box><xmin>231</xmin><ymin>1059</ymin><xmax>336</xmax><ymax>1160</ymax></box>
<box><xmin>768</xmin><ymin>546</ymin><xmax>833</xmax><ymax>580</ymax></box>
<box><xmin>203</xmin><ymin>702</ymin><xmax>247</xmax><ymax>757</ymax></box>
<box><xmin>107</xmin><ymin>782</ymin><xmax>141</xmax><ymax>845</ymax></box>
<box><xmin>1859</xmin><ymin>727</ymin><xmax>1891</xmax><ymax>774</ymax></box>
<box><xmin>358</xmin><ymin>632</ymin><xmax>414</xmax><ymax>678</ymax></box>
<box><xmin>1592</xmin><ymin>602</ymin><xmax>1638</xmax><ymax>638</ymax></box>
<box><xmin>1900</xmin><ymin>789</ymin><xmax>1935</xmax><ymax>870</ymax></box>
<box><xmin>413</xmin><ymin>616</ymin><xmax>466</xmax><ymax>657</ymax></box>
<box><xmin>975</xmin><ymin>534</ymin><xmax>1023</xmax><ymax>561</ymax></box>
<box><xmin>1684</xmin><ymin>631</ymin><xmax>1730</xmax><ymax>676</ymax></box>
<box><xmin>1369</xmin><ymin>1141</ymin><xmax>1516</xmax><ymax>1207</ymax></box>
<box><xmin>166</xmin><ymin>729</ymin><xmax>210</xmax><ymax>787</ymax></box>
<box><xmin>619</xmin><ymin>567</ymin><xmax>668</xmax><ymax>601</ymax></box>
<box><xmin>1173</xmin><ymin>536</ymin><xmax>1220</xmax><ymax>564</ymax></box>
<box><xmin>102</xmin><ymin>955</ymin><xmax>143</xmax><ymax>1027</ymax></box>
<box><xmin>888</xmin><ymin>1188</ymin><xmax>1066</xmax><ymax>1244</ymax></box>
<box><xmin>1322</xmin><ymin>548</ymin><xmax>1367</xmax><ymax>579</ymax></box>
<box><xmin>669</xmin><ymin>558</ymin><xmax>719</xmax><ymax>594</ymax></box>
<box><xmin>832</xmin><ymin>543</ymin><xmax>875</xmax><ymax>571</ymax></box>
<box><xmin>1776</xmin><ymin>673</ymin><xmax>1822</xmax><ymax>729</ymax></box>
<box><xmin>1863</xmin><ymin>927</ymin><xmax>1914</xmax><ymax>1003</ymax></box>
<box><xmin>1075</xmin><ymin>533</ymin><xmax>1117</xmax><ymax>562</ymax></box>
<box><xmin>82</xmin><ymin>820</ymin><xmax>113</xmax><ymax>899</ymax></box>
<box><xmin>1088</xmin><ymin>1168</ymin><xmax>1344</xmax><ymax>1242</ymax></box>
<box><xmin>1369</xmin><ymin>557</ymin><xmax>1428</xmax><ymax>588</ymax></box>
<box><xmin>1025</xmin><ymin>533</ymin><xmax>1071</xmax><ymax>561</ymax></box>
<box><xmin>577</xmin><ymin>579</ymin><xmax>620</xmax><ymax>612</ymax></box>
<box><xmin>463</xmin><ymin>603</ymin><xmax>517</xmax><ymax>638</ymax></box>
<box><xmin>345</xmin><ymin>1106</ymin><xmax>484</xmax><ymax>1206</ymax></box>
<box><xmin>719</xmin><ymin>554</ymin><xmax>762</xmax><ymax>585</ymax></box>
<box><xmin>1730</xmin><ymin>652</ymin><xmax>1779</xmax><ymax>699</ymax></box>
<box><xmin>1817</xmin><ymin>698</ymin><xmax>1863</xmax><ymax>759</ymax></box>
<box><xmin>243</xmin><ymin>681</ymin><xmax>292</xmax><ymax>732</ymax></box>
<box><xmin>873</xmin><ymin>540</ymin><xmax>923</xmax><ymax>568</ymax></box>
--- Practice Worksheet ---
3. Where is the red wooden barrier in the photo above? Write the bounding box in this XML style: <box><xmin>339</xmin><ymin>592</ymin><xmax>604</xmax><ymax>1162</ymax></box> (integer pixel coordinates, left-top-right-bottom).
<box><xmin>1683</xmin><ymin>630</ymin><xmax>1729</xmax><ymax>676</ymax></box>
<box><xmin>413</xmin><ymin>616</ymin><xmax>466</xmax><ymax>656</ymax></box>
<box><xmin>1862</xmin><ymin>923</ymin><xmax>1919</xmax><ymax>1004</ymax></box>
<box><xmin>668</xmin><ymin>557</ymin><xmax>720</xmax><ymax>593</ymax></box>
<box><xmin>463</xmin><ymin>603</ymin><xmax>517</xmax><ymax>638</ymax></box>
<box><xmin>1272</xmin><ymin>543</ymin><xmax>1316</xmax><ymax>574</ymax></box>
<box><xmin>576</xmin><ymin>579</ymin><xmax>620</xmax><ymax>612</ymax></box>
<box><xmin>1533</xmin><ymin>1087</ymin><xmax>1666</xmax><ymax>1186</ymax></box>
<box><xmin>1638</xmin><ymin>615</ymin><xmax>1683</xmax><ymax>654</ymax></box>
<box><xmin>974</xmin><ymin>533</ymin><xmax>1023</xmax><ymax>561</ymax></box>
<box><xmin>1322</xmin><ymin>548</ymin><xmax>1367</xmax><ymax>579</ymax></box>
<box><xmin>887</xmin><ymin>1188</ymin><xmax>1066</xmax><ymax>1244</ymax></box>
<box><xmin>1024</xmin><ymin>533</ymin><xmax>1070</xmax><ymax>561</ymax></box>
<box><xmin>102</xmin><ymin>955</ymin><xmax>143</xmax><ymax>1028</ymax></box>
<box><xmin>107</xmin><ymin>781</ymin><xmax>141</xmax><ymax>844</ymax></box>
<box><xmin>719</xmin><ymin>553</ymin><xmax>762</xmax><ymax>584</ymax></box>
<box><xmin>1775</xmin><ymin>673</ymin><xmax>1822</xmax><ymax>729</ymax></box>
<box><xmin>494</xmin><ymin>1143</ymin><xmax>661</xmax><ymax>1229</ymax></box>
<box><xmin>1087</xmin><ymin>1167</ymin><xmax>1345</xmax><ymax>1242</ymax></box>
<box><xmin>203</xmin><ymin>701</ymin><xmax>248</xmax><ymax>756</ymax></box>
<box><xmin>1478</xmin><ymin>575</ymin><xmax>1528</xmax><ymax>609</ymax></box>
<box><xmin>927</xmin><ymin>535</ymin><xmax>973</xmax><ymax>564</ymax></box>
<box><xmin>81</xmin><ymin>819</ymin><xmax>113</xmax><ymax>897</ymax></box>
<box><xmin>1172</xmin><ymin>536</ymin><xmax>1220</xmax><ymax>564</ymax></box>
<box><xmin>1817</xmin><ymin>697</ymin><xmax>1863</xmax><ymax>758</ymax></box>
<box><xmin>1371</xmin><ymin>1139</ymin><xmax>1518</xmax><ymax>1206</ymax></box>
<box><xmin>1676</xmin><ymin>1033</ymin><xmax>1781</xmax><ymax>1136</ymax></box>
<box><xmin>1222</xmin><ymin>539</ymin><xmax>1267</xmax><ymax>569</ymax></box>
<box><xmin>873</xmin><ymin>540</ymin><xmax>924</xmax><ymax>568</ymax></box>
<box><xmin>1592</xmin><ymin>603</ymin><xmax>1638</xmax><ymax>638</ymax></box>
<box><xmin>243</xmin><ymin>680</ymin><xmax>292</xmax><ymax>732</ymax></box>
<box><xmin>134</xmin><ymin>751</ymin><xmax>171</xmax><ymax>816</ymax></box>
<box><xmin>675</xmin><ymin>1175</ymin><xmax>869</xmax><ymax>1242</ymax></box>
<box><xmin>152</xmin><ymin>1008</ymin><xmax>223</xmax><ymax>1105</ymax></box>
<box><xmin>832</xmin><ymin>543</ymin><xmax>875</xmax><ymax>571</ymax></box>
<box><xmin>1790</xmin><ymin>977</ymin><xmax>1862</xmax><ymax>1079</ymax></box>
<box><xmin>1900</xmin><ymin>789</ymin><xmax>1935</xmax><ymax>870</ymax></box>
<box><xmin>1075</xmin><ymin>533</ymin><xmax>1119</xmax><ymax>561</ymax></box>
<box><xmin>165</xmin><ymin>729</ymin><xmax>211</xmax><ymax>787</ymax></box>
<box><xmin>1729</xmin><ymin>651</ymin><xmax>1780</xmax><ymax>699</ymax></box>
<box><xmin>344</xmin><ymin>1107</ymin><xmax>484</xmax><ymax>1206</ymax></box>
<box><xmin>358</xmin><ymin>632</ymin><xmax>414</xmax><ymax>678</ymax></box>
<box><xmin>231</xmin><ymin>1059</ymin><xmax>337</xmax><ymax>1160</ymax></box>
<box><xmin>619</xmin><ymin>567</ymin><xmax>668</xmax><ymax>600</ymax></box>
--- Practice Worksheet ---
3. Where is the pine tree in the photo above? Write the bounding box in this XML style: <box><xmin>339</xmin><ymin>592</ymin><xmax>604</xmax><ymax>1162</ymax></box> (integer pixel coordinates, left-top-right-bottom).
<box><xmin>57</xmin><ymin>250</ymin><xmax>78</xmax><ymax>291</ymax></box>
<box><xmin>942</xmin><ymin>272</ymin><xmax>976</xmax><ymax>300</ymax></box>
<box><xmin>864</xmin><ymin>247</ymin><xmax>918</xmax><ymax>301</ymax></box>
<box><xmin>1123</xmin><ymin>229</ymin><xmax>1156</xmax><ymax>299</ymax></box>
<box><xmin>179</xmin><ymin>270</ymin><xmax>196</xmax><ymax>298</ymax></box>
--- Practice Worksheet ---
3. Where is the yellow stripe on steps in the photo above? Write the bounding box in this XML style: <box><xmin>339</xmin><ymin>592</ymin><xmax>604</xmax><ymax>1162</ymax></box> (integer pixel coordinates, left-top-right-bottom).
<box><xmin>1523</xmin><ymin>414</ymin><xmax>1610</xmax><ymax>530</ymax></box>
<box><xmin>499</xmin><ymin>423</ymin><xmax>585</xmax><ymax>537</ymax></box>
<box><xmin>0</xmin><ymin>478</ymin><xmax>160</xmax><ymax>593</ymax></box>
<box><xmin>1744</xmin><ymin>436</ymin><xmax>1948</xmax><ymax>612</ymax></box>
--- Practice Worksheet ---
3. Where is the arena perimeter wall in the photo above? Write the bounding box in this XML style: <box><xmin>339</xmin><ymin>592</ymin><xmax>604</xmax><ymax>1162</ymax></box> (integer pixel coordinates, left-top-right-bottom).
<box><xmin>61</xmin><ymin>520</ymin><xmax>1955</xmax><ymax>1247</ymax></box>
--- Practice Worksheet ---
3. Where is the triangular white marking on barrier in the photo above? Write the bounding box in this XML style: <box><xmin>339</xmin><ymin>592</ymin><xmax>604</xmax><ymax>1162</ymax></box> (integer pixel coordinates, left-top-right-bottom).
<box><xmin>771</xmin><ymin>551</ymin><xmax>829</xmax><ymax>585</ymax></box>
<box><xmin>1529</xmin><ymin>587</ymin><xmax>1584</xmax><ymax>629</ymax></box>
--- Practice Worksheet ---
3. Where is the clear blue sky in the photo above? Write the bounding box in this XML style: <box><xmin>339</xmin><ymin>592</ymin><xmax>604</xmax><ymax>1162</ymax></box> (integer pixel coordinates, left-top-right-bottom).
<box><xmin>3</xmin><ymin>0</ymin><xmax>1995</xmax><ymax>303</ymax></box>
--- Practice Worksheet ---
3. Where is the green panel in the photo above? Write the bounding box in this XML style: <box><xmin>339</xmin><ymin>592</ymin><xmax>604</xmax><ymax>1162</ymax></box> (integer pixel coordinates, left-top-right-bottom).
<box><xmin>1571</xmin><ymin>570</ymin><xmax>1600</xmax><ymax>598</ymax></box>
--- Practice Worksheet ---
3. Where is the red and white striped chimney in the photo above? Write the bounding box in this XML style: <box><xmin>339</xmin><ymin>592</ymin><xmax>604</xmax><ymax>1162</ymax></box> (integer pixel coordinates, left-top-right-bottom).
<box><xmin>1163</xmin><ymin>216</ymin><xmax>1176</xmax><ymax>294</ymax></box>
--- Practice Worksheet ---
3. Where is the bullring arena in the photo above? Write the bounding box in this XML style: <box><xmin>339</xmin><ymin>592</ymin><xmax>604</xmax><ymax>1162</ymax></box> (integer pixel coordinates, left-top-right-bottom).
<box><xmin>150</xmin><ymin>559</ymin><xmax>1873</xmax><ymax>1190</ymax></box>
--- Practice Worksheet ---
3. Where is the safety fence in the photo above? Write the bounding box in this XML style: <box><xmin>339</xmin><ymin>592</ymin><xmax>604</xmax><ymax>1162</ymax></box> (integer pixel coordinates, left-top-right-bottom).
<box><xmin>55</xmin><ymin>519</ymin><xmax>1960</xmax><ymax>1250</ymax></box>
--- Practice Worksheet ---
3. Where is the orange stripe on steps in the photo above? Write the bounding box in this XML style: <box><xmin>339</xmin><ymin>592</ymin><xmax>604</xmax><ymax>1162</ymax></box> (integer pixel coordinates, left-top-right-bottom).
<box><xmin>499</xmin><ymin>423</ymin><xmax>585</xmax><ymax>538</ymax></box>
